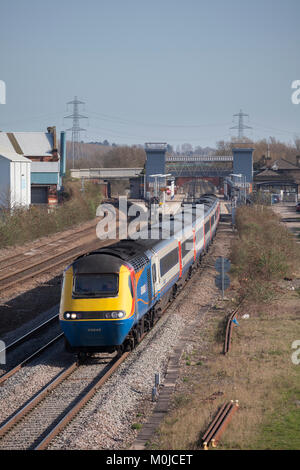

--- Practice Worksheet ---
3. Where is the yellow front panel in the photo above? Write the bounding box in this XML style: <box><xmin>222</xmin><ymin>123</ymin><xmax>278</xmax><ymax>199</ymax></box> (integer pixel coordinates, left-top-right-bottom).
<box><xmin>59</xmin><ymin>265</ymin><xmax>133</xmax><ymax>320</ymax></box>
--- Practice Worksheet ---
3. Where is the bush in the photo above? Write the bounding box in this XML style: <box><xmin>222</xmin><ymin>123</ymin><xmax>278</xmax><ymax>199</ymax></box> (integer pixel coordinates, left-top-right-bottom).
<box><xmin>0</xmin><ymin>182</ymin><xmax>102</xmax><ymax>249</ymax></box>
<box><xmin>231</xmin><ymin>205</ymin><xmax>300</xmax><ymax>301</ymax></box>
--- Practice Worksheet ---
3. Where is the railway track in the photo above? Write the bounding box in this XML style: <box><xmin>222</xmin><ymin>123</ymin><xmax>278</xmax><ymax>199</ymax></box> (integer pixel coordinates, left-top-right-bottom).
<box><xmin>0</xmin><ymin>272</ymin><xmax>187</xmax><ymax>450</ymax></box>
<box><xmin>0</xmin><ymin>312</ymin><xmax>63</xmax><ymax>384</ymax></box>
<box><xmin>0</xmin><ymin>231</ymin><xmax>119</xmax><ymax>296</ymax></box>
<box><xmin>0</xmin><ymin>334</ymin><xmax>63</xmax><ymax>386</ymax></box>
<box><xmin>0</xmin><ymin>353</ymin><xmax>128</xmax><ymax>450</ymax></box>
<box><xmin>0</xmin><ymin>220</ymin><xmax>228</xmax><ymax>450</ymax></box>
<box><xmin>0</xmin><ymin>223</ymin><xmax>97</xmax><ymax>273</ymax></box>
<box><xmin>0</xmin><ymin>209</ymin><xmax>122</xmax><ymax>297</ymax></box>
<box><xmin>0</xmin><ymin>239</ymin><xmax>100</xmax><ymax>294</ymax></box>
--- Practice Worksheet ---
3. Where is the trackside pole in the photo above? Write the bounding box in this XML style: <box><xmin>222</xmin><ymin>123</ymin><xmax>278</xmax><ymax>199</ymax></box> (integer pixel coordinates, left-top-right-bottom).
<box><xmin>222</xmin><ymin>257</ymin><xmax>224</xmax><ymax>300</ymax></box>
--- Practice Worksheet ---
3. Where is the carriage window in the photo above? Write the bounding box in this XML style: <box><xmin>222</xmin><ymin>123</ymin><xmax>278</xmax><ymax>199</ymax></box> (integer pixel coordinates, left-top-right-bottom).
<box><xmin>160</xmin><ymin>248</ymin><xmax>179</xmax><ymax>277</ymax></box>
<box><xmin>152</xmin><ymin>264</ymin><xmax>157</xmax><ymax>283</ymax></box>
<box><xmin>181</xmin><ymin>237</ymin><xmax>194</xmax><ymax>258</ymax></box>
<box><xmin>195</xmin><ymin>229</ymin><xmax>203</xmax><ymax>244</ymax></box>
<box><xmin>73</xmin><ymin>273</ymin><xmax>118</xmax><ymax>298</ymax></box>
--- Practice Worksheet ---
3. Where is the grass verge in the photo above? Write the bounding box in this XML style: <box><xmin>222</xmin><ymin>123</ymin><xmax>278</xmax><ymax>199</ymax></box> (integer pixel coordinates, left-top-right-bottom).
<box><xmin>146</xmin><ymin>205</ymin><xmax>300</xmax><ymax>450</ymax></box>
<box><xmin>0</xmin><ymin>181</ymin><xmax>102</xmax><ymax>249</ymax></box>
<box><xmin>147</xmin><ymin>293</ymin><xmax>300</xmax><ymax>450</ymax></box>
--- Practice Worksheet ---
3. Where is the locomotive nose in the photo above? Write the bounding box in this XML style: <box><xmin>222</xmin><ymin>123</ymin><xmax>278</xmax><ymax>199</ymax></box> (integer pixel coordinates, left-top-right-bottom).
<box><xmin>59</xmin><ymin>264</ymin><xmax>135</xmax><ymax>350</ymax></box>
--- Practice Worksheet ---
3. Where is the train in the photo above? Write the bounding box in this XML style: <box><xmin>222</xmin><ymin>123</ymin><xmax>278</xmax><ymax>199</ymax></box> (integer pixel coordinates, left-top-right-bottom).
<box><xmin>59</xmin><ymin>194</ymin><xmax>220</xmax><ymax>358</ymax></box>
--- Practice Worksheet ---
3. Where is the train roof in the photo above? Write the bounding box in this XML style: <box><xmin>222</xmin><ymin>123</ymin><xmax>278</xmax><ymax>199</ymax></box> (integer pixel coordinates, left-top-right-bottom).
<box><xmin>72</xmin><ymin>194</ymin><xmax>218</xmax><ymax>273</ymax></box>
<box><xmin>72</xmin><ymin>252</ymin><xmax>125</xmax><ymax>274</ymax></box>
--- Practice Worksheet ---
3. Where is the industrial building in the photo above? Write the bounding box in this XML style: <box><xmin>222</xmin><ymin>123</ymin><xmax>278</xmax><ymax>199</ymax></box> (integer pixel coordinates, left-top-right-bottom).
<box><xmin>0</xmin><ymin>127</ymin><xmax>66</xmax><ymax>208</ymax></box>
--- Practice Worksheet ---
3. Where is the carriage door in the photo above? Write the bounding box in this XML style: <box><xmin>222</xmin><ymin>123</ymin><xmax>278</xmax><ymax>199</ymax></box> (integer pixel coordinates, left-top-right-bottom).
<box><xmin>151</xmin><ymin>255</ymin><xmax>159</xmax><ymax>299</ymax></box>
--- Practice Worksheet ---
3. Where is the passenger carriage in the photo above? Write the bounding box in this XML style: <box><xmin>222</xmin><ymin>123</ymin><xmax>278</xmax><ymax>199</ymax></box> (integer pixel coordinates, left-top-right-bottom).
<box><xmin>59</xmin><ymin>195</ymin><xmax>220</xmax><ymax>356</ymax></box>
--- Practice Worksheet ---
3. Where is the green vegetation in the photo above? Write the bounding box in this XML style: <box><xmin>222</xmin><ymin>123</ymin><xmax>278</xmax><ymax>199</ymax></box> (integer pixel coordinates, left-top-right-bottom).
<box><xmin>231</xmin><ymin>205</ymin><xmax>300</xmax><ymax>301</ymax></box>
<box><xmin>0</xmin><ymin>180</ymin><xmax>102</xmax><ymax>249</ymax></box>
<box><xmin>131</xmin><ymin>423</ymin><xmax>143</xmax><ymax>430</ymax></box>
<box><xmin>255</xmin><ymin>389</ymin><xmax>300</xmax><ymax>450</ymax></box>
<box><xmin>147</xmin><ymin>205</ymin><xmax>300</xmax><ymax>450</ymax></box>
<box><xmin>148</xmin><ymin>293</ymin><xmax>300</xmax><ymax>451</ymax></box>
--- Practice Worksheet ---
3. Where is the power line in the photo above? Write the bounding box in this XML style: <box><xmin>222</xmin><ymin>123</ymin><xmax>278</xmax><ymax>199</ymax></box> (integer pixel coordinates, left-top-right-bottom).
<box><xmin>88</xmin><ymin>110</ymin><xmax>230</xmax><ymax>129</ymax></box>
<box><xmin>87</xmin><ymin>125</ymin><xmax>231</xmax><ymax>143</ymax></box>
<box><xmin>251</xmin><ymin>121</ymin><xmax>300</xmax><ymax>136</ymax></box>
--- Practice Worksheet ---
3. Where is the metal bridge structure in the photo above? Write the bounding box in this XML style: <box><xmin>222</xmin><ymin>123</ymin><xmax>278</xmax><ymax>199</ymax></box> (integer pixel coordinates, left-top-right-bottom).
<box><xmin>165</xmin><ymin>154</ymin><xmax>233</xmax><ymax>178</ymax></box>
<box><xmin>144</xmin><ymin>144</ymin><xmax>254</xmax><ymax>186</ymax></box>
<box><xmin>70</xmin><ymin>167</ymin><xmax>143</xmax><ymax>179</ymax></box>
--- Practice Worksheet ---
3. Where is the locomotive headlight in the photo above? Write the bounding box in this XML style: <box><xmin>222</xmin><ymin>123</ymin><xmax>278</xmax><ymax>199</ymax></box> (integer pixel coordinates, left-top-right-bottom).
<box><xmin>106</xmin><ymin>311</ymin><xmax>126</xmax><ymax>319</ymax></box>
<box><xmin>64</xmin><ymin>312</ymin><xmax>78</xmax><ymax>320</ymax></box>
<box><xmin>111</xmin><ymin>311</ymin><xmax>125</xmax><ymax>319</ymax></box>
<box><xmin>63</xmin><ymin>311</ymin><xmax>125</xmax><ymax>320</ymax></box>
<box><xmin>103</xmin><ymin>311</ymin><xmax>125</xmax><ymax>319</ymax></box>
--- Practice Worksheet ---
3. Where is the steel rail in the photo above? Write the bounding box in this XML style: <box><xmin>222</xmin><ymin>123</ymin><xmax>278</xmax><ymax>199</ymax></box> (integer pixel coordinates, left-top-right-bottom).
<box><xmin>202</xmin><ymin>400</ymin><xmax>239</xmax><ymax>449</ymax></box>
<box><xmin>0</xmin><ymin>229</ymin><xmax>118</xmax><ymax>293</ymax></box>
<box><xmin>223</xmin><ymin>303</ymin><xmax>243</xmax><ymax>355</ymax></box>
<box><xmin>0</xmin><ymin>240</ymin><xmax>103</xmax><ymax>293</ymax></box>
<box><xmin>224</xmin><ymin>311</ymin><xmax>235</xmax><ymax>354</ymax></box>
<box><xmin>35</xmin><ymin>352</ymin><xmax>130</xmax><ymax>450</ymax></box>
<box><xmin>0</xmin><ymin>224</ymin><xmax>97</xmax><ymax>272</ymax></box>
<box><xmin>0</xmin><ymin>333</ymin><xmax>64</xmax><ymax>385</ymax></box>
<box><xmin>0</xmin><ymin>235</ymin><xmax>98</xmax><ymax>285</ymax></box>
<box><xmin>0</xmin><ymin>313</ymin><xmax>59</xmax><ymax>356</ymax></box>
<box><xmin>0</xmin><ymin>362</ymin><xmax>77</xmax><ymax>438</ymax></box>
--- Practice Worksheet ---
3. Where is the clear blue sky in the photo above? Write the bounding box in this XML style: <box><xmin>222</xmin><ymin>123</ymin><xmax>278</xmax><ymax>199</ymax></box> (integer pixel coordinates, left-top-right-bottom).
<box><xmin>1</xmin><ymin>0</ymin><xmax>300</xmax><ymax>149</ymax></box>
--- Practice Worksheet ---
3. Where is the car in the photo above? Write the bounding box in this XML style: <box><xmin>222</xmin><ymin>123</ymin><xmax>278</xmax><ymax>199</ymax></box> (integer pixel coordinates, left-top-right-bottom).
<box><xmin>296</xmin><ymin>202</ymin><xmax>300</xmax><ymax>212</ymax></box>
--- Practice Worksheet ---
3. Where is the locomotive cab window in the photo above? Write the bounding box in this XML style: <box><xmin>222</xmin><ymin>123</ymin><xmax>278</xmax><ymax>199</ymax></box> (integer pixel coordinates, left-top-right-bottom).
<box><xmin>73</xmin><ymin>273</ymin><xmax>118</xmax><ymax>298</ymax></box>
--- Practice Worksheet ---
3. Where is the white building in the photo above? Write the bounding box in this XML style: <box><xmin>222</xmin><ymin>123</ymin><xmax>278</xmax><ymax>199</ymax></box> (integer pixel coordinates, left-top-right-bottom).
<box><xmin>0</xmin><ymin>127</ymin><xmax>62</xmax><ymax>207</ymax></box>
<box><xmin>0</xmin><ymin>152</ymin><xmax>31</xmax><ymax>208</ymax></box>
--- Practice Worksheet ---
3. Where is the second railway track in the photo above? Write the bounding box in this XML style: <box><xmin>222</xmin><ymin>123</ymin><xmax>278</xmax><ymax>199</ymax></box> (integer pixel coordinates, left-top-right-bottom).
<box><xmin>0</xmin><ymin>233</ymin><xmax>118</xmax><ymax>296</ymax></box>
<box><xmin>0</xmin><ymin>223</ymin><xmax>98</xmax><ymax>273</ymax></box>
<box><xmin>0</xmin><ymin>351</ymin><xmax>131</xmax><ymax>450</ymax></box>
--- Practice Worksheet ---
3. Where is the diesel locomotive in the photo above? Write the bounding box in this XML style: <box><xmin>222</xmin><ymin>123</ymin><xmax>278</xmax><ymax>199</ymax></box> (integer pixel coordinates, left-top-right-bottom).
<box><xmin>59</xmin><ymin>194</ymin><xmax>220</xmax><ymax>356</ymax></box>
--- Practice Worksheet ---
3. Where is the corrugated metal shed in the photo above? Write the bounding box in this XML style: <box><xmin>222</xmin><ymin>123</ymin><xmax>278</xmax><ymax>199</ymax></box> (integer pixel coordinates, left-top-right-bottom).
<box><xmin>0</xmin><ymin>153</ymin><xmax>31</xmax><ymax>208</ymax></box>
